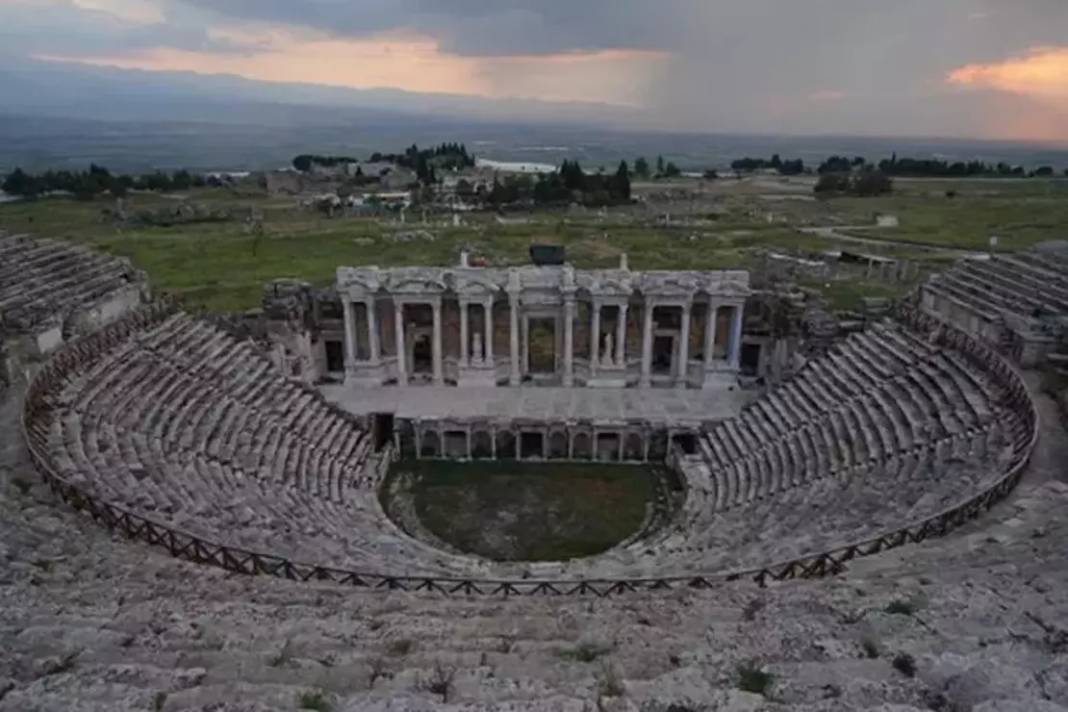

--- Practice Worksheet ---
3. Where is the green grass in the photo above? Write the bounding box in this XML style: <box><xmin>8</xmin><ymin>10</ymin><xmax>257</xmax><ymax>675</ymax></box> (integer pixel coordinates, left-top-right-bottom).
<box><xmin>800</xmin><ymin>278</ymin><xmax>914</xmax><ymax>311</ymax></box>
<box><xmin>3</xmin><ymin>177</ymin><xmax>1066</xmax><ymax>313</ymax></box>
<box><xmin>382</xmin><ymin>459</ymin><xmax>656</xmax><ymax>561</ymax></box>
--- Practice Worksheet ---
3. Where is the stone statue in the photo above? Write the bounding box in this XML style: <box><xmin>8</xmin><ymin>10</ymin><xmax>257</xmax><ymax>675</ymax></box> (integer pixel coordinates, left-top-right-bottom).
<box><xmin>602</xmin><ymin>333</ymin><xmax>614</xmax><ymax>367</ymax></box>
<box><xmin>471</xmin><ymin>332</ymin><xmax>483</xmax><ymax>364</ymax></box>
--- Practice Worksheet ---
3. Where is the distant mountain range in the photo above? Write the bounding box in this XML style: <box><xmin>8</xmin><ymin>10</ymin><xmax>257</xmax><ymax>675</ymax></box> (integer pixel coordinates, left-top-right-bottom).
<box><xmin>1</xmin><ymin>56</ymin><xmax>1067</xmax><ymax>174</ymax></box>
<box><xmin>0</xmin><ymin>56</ymin><xmax>641</xmax><ymax>128</ymax></box>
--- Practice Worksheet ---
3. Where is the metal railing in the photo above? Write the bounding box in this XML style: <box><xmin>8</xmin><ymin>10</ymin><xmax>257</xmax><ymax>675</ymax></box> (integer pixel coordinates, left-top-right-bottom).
<box><xmin>20</xmin><ymin>303</ymin><xmax>1039</xmax><ymax>596</ymax></box>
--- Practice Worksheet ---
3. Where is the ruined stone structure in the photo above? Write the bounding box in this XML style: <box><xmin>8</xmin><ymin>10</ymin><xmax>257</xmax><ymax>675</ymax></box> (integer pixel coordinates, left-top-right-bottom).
<box><xmin>3</xmin><ymin>232</ymin><xmax>1064</xmax><ymax>711</ymax></box>
<box><xmin>0</xmin><ymin>233</ymin><xmax>146</xmax><ymax>388</ymax></box>
<box><xmin>921</xmin><ymin>241</ymin><xmax>1068</xmax><ymax>367</ymax></box>
<box><xmin>335</xmin><ymin>255</ymin><xmax>750</xmax><ymax>390</ymax></box>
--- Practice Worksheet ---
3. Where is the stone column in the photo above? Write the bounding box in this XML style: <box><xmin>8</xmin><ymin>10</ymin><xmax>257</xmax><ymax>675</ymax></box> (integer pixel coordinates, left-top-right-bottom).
<box><xmin>703</xmin><ymin>301</ymin><xmax>718</xmax><ymax>371</ymax></box>
<box><xmin>676</xmin><ymin>302</ymin><xmax>691</xmax><ymax>388</ymax></box>
<box><xmin>616</xmin><ymin>303</ymin><xmax>628</xmax><ymax>367</ymax></box>
<box><xmin>729</xmin><ymin>303</ymin><xmax>745</xmax><ymax>370</ymax></box>
<box><xmin>590</xmin><ymin>301</ymin><xmax>601</xmax><ymax>374</ymax></box>
<box><xmin>483</xmin><ymin>298</ymin><xmax>494</xmax><ymax>366</ymax></box>
<box><xmin>342</xmin><ymin>299</ymin><xmax>358</xmax><ymax>367</ymax></box>
<box><xmin>509</xmin><ymin>295</ymin><xmax>521</xmax><ymax>386</ymax></box>
<box><xmin>459</xmin><ymin>300</ymin><xmax>469</xmax><ymax>368</ymax></box>
<box><xmin>394</xmin><ymin>301</ymin><xmax>407</xmax><ymax>385</ymax></box>
<box><xmin>563</xmin><ymin>297</ymin><xmax>575</xmax><ymax>387</ymax></box>
<box><xmin>432</xmin><ymin>299</ymin><xmax>444</xmax><ymax>385</ymax></box>
<box><xmin>366</xmin><ymin>299</ymin><xmax>380</xmax><ymax>363</ymax></box>
<box><xmin>640</xmin><ymin>299</ymin><xmax>654</xmax><ymax>388</ymax></box>
<box><xmin>521</xmin><ymin>315</ymin><xmax>530</xmax><ymax>375</ymax></box>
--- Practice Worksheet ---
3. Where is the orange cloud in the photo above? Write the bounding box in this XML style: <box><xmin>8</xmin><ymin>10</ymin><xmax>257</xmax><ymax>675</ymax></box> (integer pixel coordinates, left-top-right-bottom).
<box><xmin>948</xmin><ymin>46</ymin><xmax>1068</xmax><ymax>99</ymax></box>
<box><xmin>36</xmin><ymin>25</ymin><xmax>667</xmax><ymax>105</ymax></box>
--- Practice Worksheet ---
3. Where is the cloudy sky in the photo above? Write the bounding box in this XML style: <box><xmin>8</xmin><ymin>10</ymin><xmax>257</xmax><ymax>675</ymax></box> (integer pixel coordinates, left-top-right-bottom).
<box><xmin>3</xmin><ymin>0</ymin><xmax>1068</xmax><ymax>141</ymax></box>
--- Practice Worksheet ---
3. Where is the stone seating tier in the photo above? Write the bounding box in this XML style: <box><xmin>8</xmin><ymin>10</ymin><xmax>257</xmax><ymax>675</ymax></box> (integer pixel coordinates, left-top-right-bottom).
<box><xmin>0</xmin><ymin>234</ymin><xmax>142</xmax><ymax>332</ymax></box>
<box><xmin>23</xmin><ymin>304</ymin><xmax>1028</xmax><ymax>582</ymax></box>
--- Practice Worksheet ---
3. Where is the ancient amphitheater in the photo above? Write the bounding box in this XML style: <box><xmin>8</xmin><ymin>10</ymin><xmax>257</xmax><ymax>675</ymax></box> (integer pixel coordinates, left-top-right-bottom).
<box><xmin>1</xmin><ymin>231</ymin><xmax>1067</xmax><ymax>712</ymax></box>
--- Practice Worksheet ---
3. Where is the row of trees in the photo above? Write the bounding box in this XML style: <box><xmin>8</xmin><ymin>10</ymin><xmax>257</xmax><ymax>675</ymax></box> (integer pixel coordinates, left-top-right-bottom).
<box><xmin>630</xmin><ymin>156</ymin><xmax>681</xmax><ymax>179</ymax></box>
<box><xmin>291</xmin><ymin>154</ymin><xmax>357</xmax><ymax>172</ymax></box>
<box><xmin>455</xmin><ymin>160</ymin><xmax>632</xmax><ymax>208</ymax></box>
<box><xmin>814</xmin><ymin>169</ymin><xmax>893</xmax><ymax>197</ymax></box>
<box><xmin>731</xmin><ymin>154</ymin><xmax>805</xmax><ymax>175</ymax></box>
<box><xmin>372</xmin><ymin>143</ymin><xmax>475</xmax><ymax>171</ymax></box>
<box><xmin>2</xmin><ymin>164</ymin><xmax>208</xmax><ymax>199</ymax></box>
<box><xmin>818</xmin><ymin>153</ymin><xmax>1064</xmax><ymax>178</ymax></box>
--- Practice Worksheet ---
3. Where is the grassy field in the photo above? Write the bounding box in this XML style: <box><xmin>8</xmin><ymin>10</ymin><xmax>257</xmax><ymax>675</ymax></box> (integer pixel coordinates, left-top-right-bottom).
<box><xmin>382</xmin><ymin>459</ymin><xmax>656</xmax><ymax>562</ymax></box>
<box><xmin>2</xmin><ymin>176</ymin><xmax>1064</xmax><ymax>312</ymax></box>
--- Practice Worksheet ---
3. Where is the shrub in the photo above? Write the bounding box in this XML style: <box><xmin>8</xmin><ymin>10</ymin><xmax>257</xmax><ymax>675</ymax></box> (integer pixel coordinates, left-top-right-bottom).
<box><xmin>367</xmin><ymin>656</ymin><xmax>388</xmax><ymax>688</ymax></box>
<box><xmin>885</xmin><ymin>599</ymin><xmax>917</xmax><ymax>616</ymax></box>
<box><xmin>268</xmin><ymin>638</ymin><xmax>295</xmax><ymax>667</ymax></box>
<box><xmin>742</xmin><ymin>597</ymin><xmax>765</xmax><ymax>621</ymax></box>
<box><xmin>388</xmin><ymin>639</ymin><xmax>414</xmax><ymax>657</ymax></box>
<box><xmin>597</xmin><ymin>662</ymin><xmax>625</xmax><ymax>698</ymax></box>
<box><xmin>559</xmin><ymin>641</ymin><xmax>613</xmax><ymax>663</ymax></box>
<box><xmin>892</xmin><ymin>653</ymin><xmax>917</xmax><ymax>678</ymax></box>
<box><xmin>297</xmin><ymin>690</ymin><xmax>331</xmax><ymax>711</ymax></box>
<box><xmin>737</xmin><ymin>661</ymin><xmax>774</xmax><ymax>696</ymax></box>
<box><xmin>861</xmin><ymin>637</ymin><xmax>880</xmax><ymax>659</ymax></box>
<box><xmin>423</xmin><ymin>662</ymin><xmax>456</xmax><ymax>702</ymax></box>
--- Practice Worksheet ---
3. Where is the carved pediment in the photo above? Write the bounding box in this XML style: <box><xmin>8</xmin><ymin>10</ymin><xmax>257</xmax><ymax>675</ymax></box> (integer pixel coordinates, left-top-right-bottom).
<box><xmin>338</xmin><ymin>267</ymin><xmax>381</xmax><ymax>293</ymax></box>
<box><xmin>388</xmin><ymin>278</ymin><xmax>448</xmax><ymax>295</ymax></box>
<box><xmin>453</xmin><ymin>274</ymin><xmax>502</xmax><ymax>296</ymax></box>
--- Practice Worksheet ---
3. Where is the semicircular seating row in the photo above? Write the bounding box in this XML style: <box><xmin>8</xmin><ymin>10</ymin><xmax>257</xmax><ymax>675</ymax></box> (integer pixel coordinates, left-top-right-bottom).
<box><xmin>0</xmin><ymin>233</ymin><xmax>142</xmax><ymax>333</ymax></box>
<box><xmin>27</xmin><ymin>304</ymin><xmax>1028</xmax><ymax>582</ymax></box>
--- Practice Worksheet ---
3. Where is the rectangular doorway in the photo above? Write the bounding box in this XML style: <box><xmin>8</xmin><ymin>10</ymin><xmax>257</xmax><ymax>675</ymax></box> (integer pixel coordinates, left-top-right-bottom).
<box><xmin>527</xmin><ymin>318</ymin><xmax>557</xmax><ymax>375</ymax></box>
<box><xmin>652</xmin><ymin>335</ymin><xmax>674</xmax><ymax>375</ymax></box>
<box><xmin>371</xmin><ymin>413</ymin><xmax>394</xmax><ymax>451</ymax></box>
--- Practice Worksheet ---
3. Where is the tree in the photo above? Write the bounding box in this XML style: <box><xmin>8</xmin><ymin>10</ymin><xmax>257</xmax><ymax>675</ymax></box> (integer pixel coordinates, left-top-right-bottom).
<box><xmin>634</xmin><ymin>157</ymin><xmax>650</xmax><ymax>178</ymax></box>
<box><xmin>703</xmin><ymin>169</ymin><xmax>719</xmax><ymax>180</ymax></box>
<box><xmin>656</xmin><ymin>155</ymin><xmax>665</xmax><ymax>177</ymax></box>
<box><xmin>614</xmin><ymin>160</ymin><xmax>631</xmax><ymax>201</ymax></box>
<box><xmin>852</xmin><ymin>170</ymin><xmax>893</xmax><ymax>197</ymax></box>
<box><xmin>108</xmin><ymin>177</ymin><xmax>128</xmax><ymax>198</ymax></box>
<box><xmin>2</xmin><ymin>168</ymin><xmax>40</xmax><ymax>197</ymax></box>
<box><xmin>814</xmin><ymin>173</ymin><xmax>850</xmax><ymax>194</ymax></box>
<box><xmin>171</xmin><ymin>170</ymin><xmax>193</xmax><ymax>190</ymax></box>
<box><xmin>814</xmin><ymin>171</ymin><xmax>892</xmax><ymax>197</ymax></box>
<box><xmin>663</xmin><ymin>161</ymin><xmax>681</xmax><ymax>178</ymax></box>
<box><xmin>1033</xmin><ymin>166</ymin><xmax>1054</xmax><ymax>177</ymax></box>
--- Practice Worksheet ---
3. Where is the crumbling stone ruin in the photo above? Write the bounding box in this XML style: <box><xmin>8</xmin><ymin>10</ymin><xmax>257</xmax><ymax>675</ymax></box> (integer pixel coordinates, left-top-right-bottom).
<box><xmin>0</xmin><ymin>232</ymin><xmax>147</xmax><ymax>388</ymax></box>
<box><xmin>922</xmin><ymin>241</ymin><xmax>1068</xmax><ymax>367</ymax></box>
<box><xmin>1</xmin><ymin>232</ymin><xmax>1066</xmax><ymax>711</ymax></box>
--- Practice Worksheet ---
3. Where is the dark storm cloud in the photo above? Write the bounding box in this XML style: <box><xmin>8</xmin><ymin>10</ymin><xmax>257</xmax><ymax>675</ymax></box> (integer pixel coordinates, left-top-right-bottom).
<box><xmin>176</xmin><ymin>0</ymin><xmax>1068</xmax><ymax>62</ymax></box>
<box><xmin>176</xmin><ymin>0</ymin><xmax>697</xmax><ymax>55</ymax></box>
<box><xmin>0</xmin><ymin>1</ymin><xmax>239</xmax><ymax>57</ymax></box>
<box><xmin>10</xmin><ymin>0</ymin><xmax>1068</xmax><ymax>138</ymax></box>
